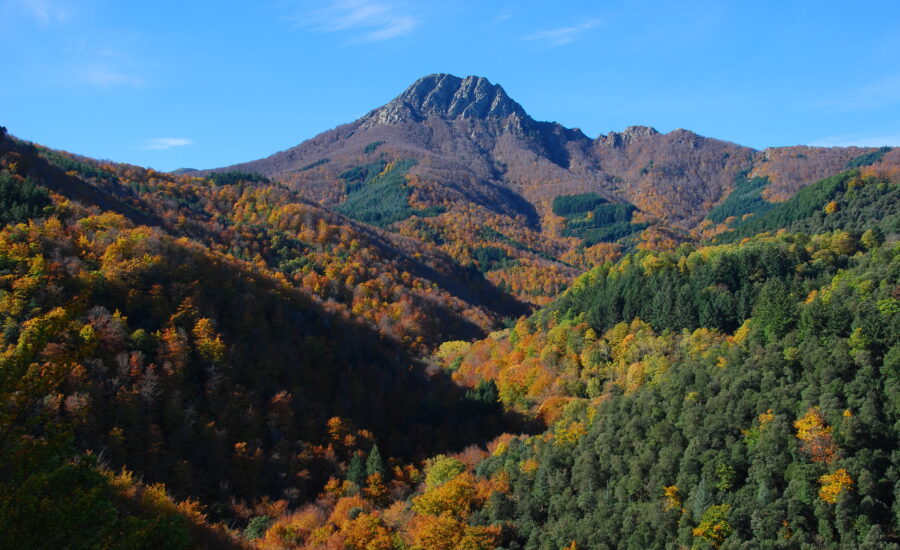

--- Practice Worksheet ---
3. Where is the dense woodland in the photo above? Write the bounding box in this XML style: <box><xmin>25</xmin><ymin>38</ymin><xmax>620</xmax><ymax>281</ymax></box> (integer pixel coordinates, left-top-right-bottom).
<box><xmin>0</xmin><ymin>130</ymin><xmax>530</xmax><ymax>548</ymax></box>
<box><xmin>1</xmin><ymin>115</ymin><xmax>899</xmax><ymax>550</ymax></box>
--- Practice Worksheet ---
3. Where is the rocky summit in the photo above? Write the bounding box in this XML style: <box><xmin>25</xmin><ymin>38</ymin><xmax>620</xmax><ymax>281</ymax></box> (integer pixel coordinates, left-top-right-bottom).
<box><xmin>361</xmin><ymin>74</ymin><xmax>527</xmax><ymax>126</ymax></box>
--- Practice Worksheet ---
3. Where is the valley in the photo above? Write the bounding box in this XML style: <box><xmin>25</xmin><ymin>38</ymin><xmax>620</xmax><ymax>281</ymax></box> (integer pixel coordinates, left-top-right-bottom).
<box><xmin>1</xmin><ymin>73</ymin><xmax>899</xmax><ymax>549</ymax></box>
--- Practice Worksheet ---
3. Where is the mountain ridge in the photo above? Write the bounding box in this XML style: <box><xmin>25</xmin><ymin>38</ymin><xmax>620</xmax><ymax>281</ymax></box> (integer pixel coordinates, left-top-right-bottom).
<box><xmin>194</xmin><ymin>73</ymin><xmax>886</xmax><ymax>232</ymax></box>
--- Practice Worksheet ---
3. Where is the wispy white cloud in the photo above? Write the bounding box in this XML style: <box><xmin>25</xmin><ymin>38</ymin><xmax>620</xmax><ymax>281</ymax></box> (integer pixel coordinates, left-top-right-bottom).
<box><xmin>10</xmin><ymin>0</ymin><xmax>69</xmax><ymax>27</ymax></box>
<box><xmin>81</xmin><ymin>65</ymin><xmax>145</xmax><ymax>88</ymax></box>
<box><xmin>815</xmin><ymin>76</ymin><xmax>900</xmax><ymax>112</ymax></box>
<box><xmin>494</xmin><ymin>10</ymin><xmax>513</xmax><ymax>23</ymax></box>
<box><xmin>525</xmin><ymin>18</ymin><xmax>601</xmax><ymax>46</ymax></box>
<box><xmin>142</xmin><ymin>138</ymin><xmax>193</xmax><ymax>150</ymax></box>
<box><xmin>810</xmin><ymin>133</ymin><xmax>900</xmax><ymax>147</ymax></box>
<box><xmin>287</xmin><ymin>0</ymin><xmax>420</xmax><ymax>42</ymax></box>
<box><xmin>3</xmin><ymin>1</ymin><xmax>152</xmax><ymax>92</ymax></box>
<box><xmin>77</xmin><ymin>41</ymin><xmax>149</xmax><ymax>89</ymax></box>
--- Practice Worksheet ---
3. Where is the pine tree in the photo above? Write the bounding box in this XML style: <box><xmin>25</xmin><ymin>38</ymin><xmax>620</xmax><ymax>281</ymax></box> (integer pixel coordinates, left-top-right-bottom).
<box><xmin>347</xmin><ymin>451</ymin><xmax>366</xmax><ymax>487</ymax></box>
<box><xmin>366</xmin><ymin>444</ymin><xmax>386</xmax><ymax>480</ymax></box>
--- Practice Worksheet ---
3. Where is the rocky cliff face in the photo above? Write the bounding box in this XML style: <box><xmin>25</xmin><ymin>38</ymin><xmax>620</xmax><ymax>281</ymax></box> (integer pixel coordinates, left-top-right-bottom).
<box><xmin>361</xmin><ymin>74</ymin><xmax>527</xmax><ymax>127</ymax></box>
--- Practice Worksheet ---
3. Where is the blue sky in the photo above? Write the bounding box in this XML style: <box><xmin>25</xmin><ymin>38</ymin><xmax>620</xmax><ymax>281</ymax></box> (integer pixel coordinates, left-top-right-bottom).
<box><xmin>2</xmin><ymin>0</ymin><xmax>899</xmax><ymax>171</ymax></box>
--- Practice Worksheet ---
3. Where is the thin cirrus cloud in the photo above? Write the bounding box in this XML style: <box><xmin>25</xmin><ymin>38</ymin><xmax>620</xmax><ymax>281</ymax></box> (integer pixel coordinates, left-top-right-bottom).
<box><xmin>810</xmin><ymin>134</ymin><xmax>900</xmax><ymax>148</ymax></box>
<box><xmin>10</xmin><ymin>0</ymin><xmax>68</xmax><ymax>28</ymax></box>
<box><xmin>814</xmin><ymin>76</ymin><xmax>900</xmax><ymax>112</ymax></box>
<box><xmin>81</xmin><ymin>66</ymin><xmax>145</xmax><ymax>89</ymax></box>
<box><xmin>525</xmin><ymin>18</ymin><xmax>601</xmax><ymax>46</ymax></box>
<box><xmin>287</xmin><ymin>0</ymin><xmax>420</xmax><ymax>42</ymax></box>
<box><xmin>142</xmin><ymin>138</ymin><xmax>193</xmax><ymax>151</ymax></box>
<box><xmin>76</xmin><ymin>41</ymin><xmax>149</xmax><ymax>89</ymax></box>
<box><xmin>5</xmin><ymin>1</ymin><xmax>148</xmax><ymax>91</ymax></box>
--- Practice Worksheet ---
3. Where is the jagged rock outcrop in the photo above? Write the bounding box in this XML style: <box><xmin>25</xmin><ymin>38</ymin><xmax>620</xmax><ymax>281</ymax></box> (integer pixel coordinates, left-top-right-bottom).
<box><xmin>597</xmin><ymin>125</ymin><xmax>660</xmax><ymax>147</ymax></box>
<box><xmin>361</xmin><ymin>74</ymin><xmax>527</xmax><ymax>127</ymax></box>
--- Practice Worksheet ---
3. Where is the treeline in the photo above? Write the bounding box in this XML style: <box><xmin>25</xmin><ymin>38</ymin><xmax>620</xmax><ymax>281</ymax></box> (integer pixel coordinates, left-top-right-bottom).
<box><xmin>0</xmin><ymin>171</ymin><xmax>52</xmax><ymax>225</ymax></box>
<box><xmin>208</xmin><ymin>171</ymin><xmax>271</xmax><ymax>186</ymax></box>
<box><xmin>441</xmin><ymin>230</ymin><xmax>886</xmax><ymax>413</ymax></box>
<box><xmin>551</xmin><ymin>192</ymin><xmax>607</xmax><ymax>217</ymax></box>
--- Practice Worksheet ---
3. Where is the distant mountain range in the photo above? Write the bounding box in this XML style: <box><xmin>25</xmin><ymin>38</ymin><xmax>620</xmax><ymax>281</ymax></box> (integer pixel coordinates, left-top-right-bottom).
<box><xmin>194</xmin><ymin>73</ymin><xmax>897</xmax><ymax>229</ymax></box>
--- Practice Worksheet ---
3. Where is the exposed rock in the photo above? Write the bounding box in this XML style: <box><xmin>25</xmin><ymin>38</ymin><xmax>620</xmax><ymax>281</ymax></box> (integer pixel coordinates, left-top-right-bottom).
<box><xmin>596</xmin><ymin>125</ymin><xmax>659</xmax><ymax>147</ymax></box>
<box><xmin>624</xmin><ymin>125</ymin><xmax>660</xmax><ymax>139</ymax></box>
<box><xmin>361</xmin><ymin>74</ymin><xmax>527</xmax><ymax>128</ymax></box>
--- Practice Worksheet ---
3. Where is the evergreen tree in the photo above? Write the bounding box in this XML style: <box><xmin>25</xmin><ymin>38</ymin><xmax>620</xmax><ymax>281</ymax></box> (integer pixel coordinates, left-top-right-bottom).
<box><xmin>347</xmin><ymin>452</ymin><xmax>366</xmax><ymax>487</ymax></box>
<box><xmin>366</xmin><ymin>444</ymin><xmax>386</xmax><ymax>480</ymax></box>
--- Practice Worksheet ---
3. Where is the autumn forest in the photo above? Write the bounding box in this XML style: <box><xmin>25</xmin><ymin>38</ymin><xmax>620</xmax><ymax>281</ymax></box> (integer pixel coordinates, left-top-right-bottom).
<box><xmin>2</xmin><ymin>73</ymin><xmax>899</xmax><ymax>550</ymax></box>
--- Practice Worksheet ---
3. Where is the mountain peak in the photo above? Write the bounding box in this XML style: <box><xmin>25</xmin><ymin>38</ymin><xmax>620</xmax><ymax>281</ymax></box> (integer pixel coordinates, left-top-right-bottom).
<box><xmin>361</xmin><ymin>73</ymin><xmax>527</xmax><ymax>126</ymax></box>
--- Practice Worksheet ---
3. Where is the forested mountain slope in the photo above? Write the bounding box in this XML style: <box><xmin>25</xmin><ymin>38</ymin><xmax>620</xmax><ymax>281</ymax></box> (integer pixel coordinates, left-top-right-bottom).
<box><xmin>247</xmin><ymin>169</ymin><xmax>900</xmax><ymax>549</ymax></box>
<box><xmin>0</xmin><ymin>129</ymin><xmax>531</xmax><ymax>350</ymax></box>
<box><xmin>380</xmin><ymin>168</ymin><xmax>899</xmax><ymax>549</ymax></box>
<box><xmin>469</xmin><ymin>235</ymin><xmax>900</xmax><ymax>548</ymax></box>
<box><xmin>0</xmin><ymin>127</ymin><xmax>532</xmax><ymax>548</ymax></box>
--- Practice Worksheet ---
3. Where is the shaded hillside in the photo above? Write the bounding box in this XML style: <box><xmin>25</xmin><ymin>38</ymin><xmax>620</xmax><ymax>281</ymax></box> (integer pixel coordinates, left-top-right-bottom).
<box><xmin>0</xmin><ymin>128</ymin><xmax>541</xmax><ymax>545</ymax></box>
<box><xmin>0</xmin><ymin>131</ymin><xmax>530</xmax><ymax>351</ymax></box>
